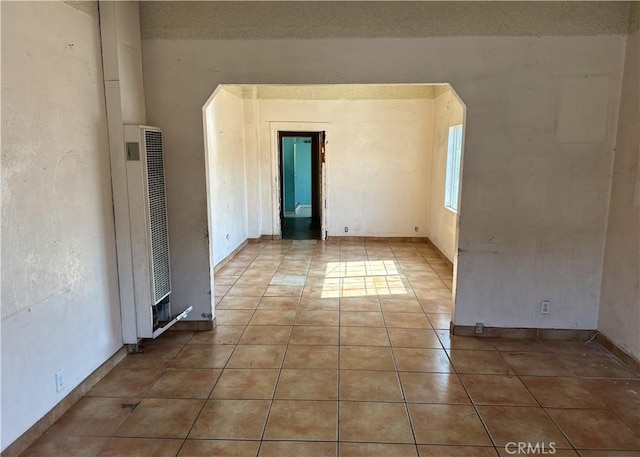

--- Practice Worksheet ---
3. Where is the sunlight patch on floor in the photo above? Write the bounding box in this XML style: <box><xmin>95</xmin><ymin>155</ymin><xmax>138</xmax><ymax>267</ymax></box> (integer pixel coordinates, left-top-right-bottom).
<box><xmin>322</xmin><ymin>261</ymin><xmax>407</xmax><ymax>298</ymax></box>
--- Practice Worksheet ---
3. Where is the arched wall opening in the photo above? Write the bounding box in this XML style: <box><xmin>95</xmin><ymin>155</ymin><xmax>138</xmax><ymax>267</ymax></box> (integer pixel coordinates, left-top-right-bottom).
<box><xmin>202</xmin><ymin>83</ymin><xmax>467</xmax><ymax>324</ymax></box>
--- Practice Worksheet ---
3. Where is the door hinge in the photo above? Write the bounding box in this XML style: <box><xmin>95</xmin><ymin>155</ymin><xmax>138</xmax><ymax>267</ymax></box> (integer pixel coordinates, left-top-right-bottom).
<box><xmin>320</xmin><ymin>131</ymin><xmax>326</xmax><ymax>163</ymax></box>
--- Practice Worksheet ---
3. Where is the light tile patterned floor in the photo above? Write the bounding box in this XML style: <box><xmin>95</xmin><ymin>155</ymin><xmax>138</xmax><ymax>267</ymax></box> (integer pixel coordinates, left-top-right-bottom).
<box><xmin>21</xmin><ymin>240</ymin><xmax>640</xmax><ymax>456</ymax></box>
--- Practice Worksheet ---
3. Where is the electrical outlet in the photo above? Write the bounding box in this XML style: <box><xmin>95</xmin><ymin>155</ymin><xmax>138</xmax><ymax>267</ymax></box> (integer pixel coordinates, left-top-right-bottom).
<box><xmin>344</xmin><ymin>227</ymin><xmax>348</xmax><ymax>233</ymax></box>
<box><xmin>414</xmin><ymin>226</ymin><xmax>419</xmax><ymax>232</ymax></box>
<box><xmin>55</xmin><ymin>369</ymin><xmax>65</xmax><ymax>393</ymax></box>
<box><xmin>475</xmin><ymin>322</ymin><xmax>484</xmax><ymax>334</ymax></box>
<box><xmin>540</xmin><ymin>300</ymin><xmax>550</xmax><ymax>314</ymax></box>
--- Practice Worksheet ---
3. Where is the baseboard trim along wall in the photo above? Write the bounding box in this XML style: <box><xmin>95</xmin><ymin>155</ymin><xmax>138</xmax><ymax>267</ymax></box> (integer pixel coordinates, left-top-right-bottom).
<box><xmin>213</xmin><ymin>239</ymin><xmax>249</xmax><ymax>274</ymax></box>
<box><xmin>425</xmin><ymin>237</ymin><xmax>454</xmax><ymax>269</ymax></box>
<box><xmin>595</xmin><ymin>332</ymin><xmax>640</xmax><ymax>374</ymax></box>
<box><xmin>213</xmin><ymin>236</ymin><xmax>282</xmax><ymax>276</ymax></box>
<box><xmin>2</xmin><ymin>346</ymin><xmax>128</xmax><ymax>457</ymax></box>
<box><xmin>452</xmin><ymin>324</ymin><xmax>639</xmax><ymax>374</ymax></box>
<box><xmin>451</xmin><ymin>323</ymin><xmax>597</xmax><ymax>340</ymax></box>
<box><xmin>326</xmin><ymin>236</ymin><xmax>429</xmax><ymax>243</ymax></box>
<box><xmin>256</xmin><ymin>235</ymin><xmax>281</xmax><ymax>241</ymax></box>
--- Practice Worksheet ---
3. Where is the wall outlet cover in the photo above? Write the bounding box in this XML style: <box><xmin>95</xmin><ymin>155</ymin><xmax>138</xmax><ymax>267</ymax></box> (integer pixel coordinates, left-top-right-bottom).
<box><xmin>540</xmin><ymin>300</ymin><xmax>550</xmax><ymax>314</ymax></box>
<box><xmin>55</xmin><ymin>369</ymin><xmax>65</xmax><ymax>393</ymax></box>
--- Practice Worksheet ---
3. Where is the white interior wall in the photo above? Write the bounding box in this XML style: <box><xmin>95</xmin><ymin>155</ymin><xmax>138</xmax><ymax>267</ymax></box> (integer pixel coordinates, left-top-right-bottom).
<box><xmin>598</xmin><ymin>28</ymin><xmax>640</xmax><ymax>360</ymax></box>
<box><xmin>252</xmin><ymin>97</ymin><xmax>434</xmax><ymax>238</ymax></box>
<box><xmin>142</xmin><ymin>31</ymin><xmax>625</xmax><ymax>331</ymax></box>
<box><xmin>1</xmin><ymin>2</ymin><xmax>122</xmax><ymax>449</ymax></box>
<box><xmin>428</xmin><ymin>89</ymin><xmax>465</xmax><ymax>262</ymax></box>
<box><xmin>204</xmin><ymin>88</ymin><xmax>249</xmax><ymax>266</ymax></box>
<box><xmin>143</xmin><ymin>60</ymin><xmax>214</xmax><ymax>324</ymax></box>
<box><xmin>242</xmin><ymin>95</ymin><xmax>262</xmax><ymax>240</ymax></box>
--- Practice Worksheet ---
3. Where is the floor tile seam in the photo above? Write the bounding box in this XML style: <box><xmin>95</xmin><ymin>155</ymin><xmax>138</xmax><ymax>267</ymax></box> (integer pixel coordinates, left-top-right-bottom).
<box><xmin>546</xmin><ymin>405</ymin><xmax>640</xmax><ymax>447</ymax></box>
<box><xmin>89</xmin><ymin>432</ymin><xmax>135</xmax><ymax>456</ymax></box>
<box><xmin>118</xmin><ymin>398</ymin><xmax>207</xmax><ymax>447</ymax></box>
<box><xmin>486</xmin><ymin>361</ymin><xmax>583</xmax><ymax>454</ymax></box>
<box><xmin>113</xmin><ymin>361</ymin><xmax>170</xmax><ymax>404</ymax></box>
<box><xmin>416</xmin><ymin>250</ymin><xmax>452</xmax><ymax>291</ymax></box>
<box><xmin>257</xmin><ymin>252</ymin><xmax>311</xmax><ymax>449</ymax></box>
<box><xmin>589</xmin><ymin>345</ymin><xmax>640</xmax><ymax>378</ymax></box>
<box><xmin>169</xmin><ymin>357</ymin><xmax>232</xmax><ymax>447</ymax></box>
<box><xmin>225</xmin><ymin>290</ymin><xmax>266</xmax><ymax>345</ymax></box>
<box><xmin>261</xmin><ymin>437</ymin><xmax>339</xmax><ymax>443</ymax></box>
<box><xmin>43</xmin><ymin>421</ymin><xmax>139</xmax><ymax>440</ymax></box>
<box><xmin>458</xmin><ymin>373</ymin><xmax>545</xmax><ymax>409</ymax></box>
<box><xmin>377</xmin><ymin>304</ymin><xmax>420</xmax><ymax>448</ymax></box>
<box><xmin>508</xmin><ymin>348</ymin><xmax>637</xmax><ymax>382</ymax></box>
<box><xmin>604</xmin><ymin>408</ymin><xmax>640</xmax><ymax>440</ymax></box>
<box><xmin>570</xmin><ymin>372</ymin><xmax>640</xmax><ymax>381</ymax></box>
<box><xmin>525</xmin><ymin>406</ymin><xmax>618</xmax><ymax>452</ymax></box>
<box><xmin>440</xmin><ymin>343</ymin><xmax>500</xmax><ymax>451</ymax></box>
<box><xmin>173</xmin><ymin>436</ymin><xmax>190</xmax><ymax>456</ymax></box>
<box><xmin>572</xmin><ymin>344</ymin><xmax>640</xmax><ymax>379</ymax></box>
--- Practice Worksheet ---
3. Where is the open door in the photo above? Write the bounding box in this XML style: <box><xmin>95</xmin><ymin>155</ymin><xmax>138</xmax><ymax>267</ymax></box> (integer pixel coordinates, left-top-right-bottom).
<box><xmin>278</xmin><ymin>131</ymin><xmax>324</xmax><ymax>240</ymax></box>
<box><xmin>318</xmin><ymin>131</ymin><xmax>326</xmax><ymax>240</ymax></box>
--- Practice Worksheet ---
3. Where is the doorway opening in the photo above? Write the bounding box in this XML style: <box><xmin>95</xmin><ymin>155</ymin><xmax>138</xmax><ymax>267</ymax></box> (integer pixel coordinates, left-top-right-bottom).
<box><xmin>202</xmin><ymin>84</ymin><xmax>466</xmax><ymax>327</ymax></box>
<box><xmin>278</xmin><ymin>131</ymin><xmax>324</xmax><ymax>240</ymax></box>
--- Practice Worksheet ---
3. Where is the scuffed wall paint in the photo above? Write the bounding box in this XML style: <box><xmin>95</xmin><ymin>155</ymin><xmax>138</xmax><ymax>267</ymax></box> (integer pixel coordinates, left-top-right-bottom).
<box><xmin>1</xmin><ymin>1</ymin><xmax>121</xmax><ymax>449</ymax></box>
<box><xmin>242</xmin><ymin>96</ymin><xmax>262</xmax><ymax>239</ymax></box>
<box><xmin>214</xmin><ymin>84</ymin><xmax>440</xmax><ymax>240</ymax></box>
<box><xmin>140</xmin><ymin>1</ymin><xmax>631</xmax><ymax>40</ymax></box>
<box><xmin>598</xmin><ymin>29</ymin><xmax>640</xmax><ymax>359</ymax></box>
<box><xmin>253</xmin><ymin>97</ymin><xmax>434</xmax><ymax>238</ymax></box>
<box><xmin>205</xmin><ymin>85</ymin><xmax>436</xmax><ymax>249</ymax></box>
<box><xmin>205</xmin><ymin>88</ymin><xmax>249</xmax><ymax>266</ymax></box>
<box><xmin>142</xmin><ymin>32</ymin><xmax>625</xmax><ymax>331</ymax></box>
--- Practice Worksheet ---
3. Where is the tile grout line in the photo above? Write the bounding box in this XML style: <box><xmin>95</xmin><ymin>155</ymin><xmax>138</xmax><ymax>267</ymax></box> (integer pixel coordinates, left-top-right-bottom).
<box><xmin>369</xmin><ymin>244</ymin><xmax>422</xmax><ymax>454</ymax></box>
<box><xmin>255</xmin><ymin>241</ymin><xmax>293</xmax><ymax>454</ymax></box>
<box><xmin>212</xmin><ymin>241</ymin><xmax>275</xmax><ymax>455</ymax></box>
<box><xmin>44</xmin><ymin>240</ymin><xmax>640</xmax><ymax>456</ymax></box>
<box><xmin>505</xmin><ymin>342</ymin><xmax>640</xmax><ymax>452</ymax></box>
<box><xmin>176</xmin><ymin>243</ymin><xmax>264</xmax><ymax>455</ymax></box>
<box><xmin>442</xmin><ymin>343</ymin><xmax>501</xmax><ymax>455</ymax></box>
<box><xmin>511</xmin><ymin>360</ymin><xmax>580</xmax><ymax>454</ymax></box>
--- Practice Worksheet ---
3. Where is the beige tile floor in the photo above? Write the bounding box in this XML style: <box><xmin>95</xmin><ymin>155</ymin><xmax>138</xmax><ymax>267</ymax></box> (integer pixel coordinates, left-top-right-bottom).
<box><xmin>21</xmin><ymin>240</ymin><xmax>640</xmax><ymax>456</ymax></box>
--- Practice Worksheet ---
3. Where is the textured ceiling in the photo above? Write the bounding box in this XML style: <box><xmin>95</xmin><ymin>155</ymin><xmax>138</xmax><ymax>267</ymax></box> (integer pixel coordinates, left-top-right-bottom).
<box><xmin>631</xmin><ymin>1</ymin><xmax>639</xmax><ymax>32</ymax></box>
<box><xmin>141</xmin><ymin>1</ymin><xmax>633</xmax><ymax>40</ymax></box>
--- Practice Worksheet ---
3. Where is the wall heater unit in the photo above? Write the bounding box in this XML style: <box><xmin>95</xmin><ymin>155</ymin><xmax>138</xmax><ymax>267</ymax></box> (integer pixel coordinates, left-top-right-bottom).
<box><xmin>124</xmin><ymin>125</ymin><xmax>192</xmax><ymax>339</ymax></box>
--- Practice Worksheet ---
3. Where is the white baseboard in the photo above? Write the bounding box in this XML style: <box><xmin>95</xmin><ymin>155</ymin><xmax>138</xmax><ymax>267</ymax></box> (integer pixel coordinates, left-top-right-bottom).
<box><xmin>295</xmin><ymin>204</ymin><xmax>311</xmax><ymax>214</ymax></box>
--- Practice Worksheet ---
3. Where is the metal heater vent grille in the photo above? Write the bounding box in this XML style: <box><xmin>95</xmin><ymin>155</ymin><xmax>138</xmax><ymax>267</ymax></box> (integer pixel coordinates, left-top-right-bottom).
<box><xmin>144</xmin><ymin>129</ymin><xmax>171</xmax><ymax>304</ymax></box>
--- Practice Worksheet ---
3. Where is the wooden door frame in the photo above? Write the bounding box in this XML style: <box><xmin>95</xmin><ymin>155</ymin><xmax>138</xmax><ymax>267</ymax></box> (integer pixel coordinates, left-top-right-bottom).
<box><xmin>277</xmin><ymin>131</ymin><xmax>323</xmax><ymax>239</ymax></box>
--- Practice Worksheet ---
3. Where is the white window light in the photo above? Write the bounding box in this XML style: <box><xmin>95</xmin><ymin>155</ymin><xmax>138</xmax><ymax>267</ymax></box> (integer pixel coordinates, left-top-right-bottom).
<box><xmin>444</xmin><ymin>124</ymin><xmax>463</xmax><ymax>212</ymax></box>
